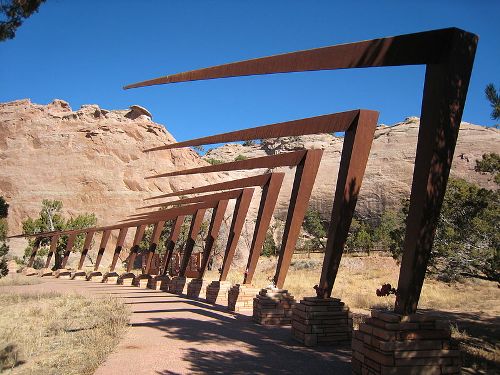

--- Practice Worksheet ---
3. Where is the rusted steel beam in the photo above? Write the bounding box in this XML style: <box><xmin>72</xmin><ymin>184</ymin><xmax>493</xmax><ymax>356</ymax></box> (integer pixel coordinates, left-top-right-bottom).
<box><xmin>274</xmin><ymin>149</ymin><xmax>323</xmax><ymax>288</ymax></box>
<box><xmin>145</xmin><ymin>150</ymin><xmax>307</xmax><ymax>179</ymax></box>
<box><xmin>78</xmin><ymin>230</ymin><xmax>95</xmax><ymax>270</ymax></box>
<box><xmin>220</xmin><ymin>187</ymin><xmax>255</xmax><ymax>281</ymax></box>
<box><xmin>144</xmin><ymin>173</ymin><xmax>274</xmax><ymax>201</ymax></box>
<box><xmin>179</xmin><ymin>209</ymin><xmax>207</xmax><ymax>277</ymax></box>
<box><xmin>143</xmin><ymin>112</ymin><xmax>359</xmax><ymax>152</ymax></box>
<box><xmin>61</xmin><ymin>233</ymin><xmax>77</xmax><ymax>269</ymax></box>
<box><xmin>110</xmin><ymin>227</ymin><xmax>129</xmax><ymax>272</ymax></box>
<box><xmin>138</xmin><ymin>189</ymin><xmax>246</xmax><ymax>211</ymax></box>
<box><xmin>199</xmin><ymin>199</ymin><xmax>229</xmax><ymax>278</ymax></box>
<box><xmin>125</xmin><ymin>27</ymin><xmax>478</xmax><ymax>314</ymax></box>
<box><xmin>94</xmin><ymin>229</ymin><xmax>112</xmax><ymax>271</ymax></box>
<box><xmin>316</xmin><ymin>111</ymin><xmax>378</xmax><ymax>297</ymax></box>
<box><xmin>144</xmin><ymin>220</ymin><xmax>166</xmax><ymax>274</ymax></box>
<box><xmin>126</xmin><ymin>225</ymin><xmax>147</xmax><ymax>272</ymax></box>
<box><xmin>44</xmin><ymin>234</ymin><xmax>59</xmax><ymax>269</ymax></box>
<box><xmin>243</xmin><ymin>172</ymin><xmax>285</xmax><ymax>284</ymax></box>
<box><xmin>123</xmin><ymin>28</ymin><xmax>464</xmax><ymax>90</ymax></box>
<box><xmin>26</xmin><ymin>237</ymin><xmax>41</xmax><ymax>267</ymax></box>
<box><xmin>160</xmin><ymin>216</ymin><xmax>185</xmax><ymax>276</ymax></box>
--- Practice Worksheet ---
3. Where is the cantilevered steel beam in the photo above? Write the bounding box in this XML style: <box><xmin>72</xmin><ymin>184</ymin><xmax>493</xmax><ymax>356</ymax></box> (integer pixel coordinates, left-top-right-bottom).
<box><xmin>60</xmin><ymin>233</ymin><xmax>77</xmax><ymax>269</ymax></box>
<box><xmin>126</xmin><ymin>225</ymin><xmax>147</xmax><ymax>272</ymax></box>
<box><xmin>220</xmin><ymin>187</ymin><xmax>255</xmax><ymax>281</ymax></box>
<box><xmin>179</xmin><ymin>209</ymin><xmax>207</xmax><ymax>277</ymax></box>
<box><xmin>160</xmin><ymin>215</ymin><xmax>185</xmax><ymax>276</ymax></box>
<box><xmin>110</xmin><ymin>227</ymin><xmax>129</xmax><ymax>272</ymax></box>
<box><xmin>26</xmin><ymin>237</ymin><xmax>41</xmax><ymax>268</ymax></box>
<box><xmin>94</xmin><ymin>229</ymin><xmax>112</xmax><ymax>271</ymax></box>
<box><xmin>144</xmin><ymin>173</ymin><xmax>276</xmax><ymax>201</ymax></box>
<box><xmin>144</xmin><ymin>220</ymin><xmax>166</xmax><ymax>274</ymax></box>
<box><xmin>78</xmin><ymin>230</ymin><xmax>95</xmax><ymax>270</ymax></box>
<box><xmin>44</xmin><ymin>234</ymin><xmax>59</xmax><ymax>269</ymax></box>
<box><xmin>125</xmin><ymin>27</ymin><xmax>478</xmax><ymax>314</ymax></box>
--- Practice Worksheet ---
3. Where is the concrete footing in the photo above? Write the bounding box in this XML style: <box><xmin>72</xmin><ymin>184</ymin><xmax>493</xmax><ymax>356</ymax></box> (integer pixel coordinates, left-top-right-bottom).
<box><xmin>253</xmin><ymin>287</ymin><xmax>295</xmax><ymax>325</ymax></box>
<box><xmin>186</xmin><ymin>278</ymin><xmax>212</xmax><ymax>300</ymax></box>
<box><xmin>147</xmin><ymin>275</ymin><xmax>171</xmax><ymax>290</ymax></box>
<box><xmin>102</xmin><ymin>271</ymin><xmax>120</xmax><ymax>284</ymax></box>
<box><xmin>22</xmin><ymin>267</ymin><xmax>38</xmax><ymax>276</ymax></box>
<box><xmin>133</xmin><ymin>274</ymin><xmax>152</xmax><ymax>288</ymax></box>
<box><xmin>118</xmin><ymin>272</ymin><xmax>136</xmax><ymax>286</ymax></box>
<box><xmin>86</xmin><ymin>271</ymin><xmax>103</xmax><ymax>282</ymax></box>
<box><xmin>38</xmin><ymin>268</ymin><xmax>53</xmax><ymax>277</ymax></box>
<box><xmin>53</xmin><ymin>268</ymin><xmax>72</xmax><ymax>279</ymax></box>
<box><xmin>205</xmin><ymin>281</ymin><xmax>232</xmax><ymax>305</ymax></box>
<box><xmin>352</xmin><ymin>310</ymin><xmax>460</xmax><ymax>375</ymax></box>
<box><xmin>170</xmin><ymin>276</ymin><xmax>191</xmax><ymax>294</ymax></box>
<box><xmin>228</xmin><ymin>284</ymin><xmax>260</xmax><ymax>312</ymax></box>
<box><xmin>292</xmin><ymin>297</ymin><xmax>352</xmax><ymax>347</ymax></box>
<box><xmin>70</xmin><ymin>270</ymin><xmax>87</xmax><ymax>280</ymax></box>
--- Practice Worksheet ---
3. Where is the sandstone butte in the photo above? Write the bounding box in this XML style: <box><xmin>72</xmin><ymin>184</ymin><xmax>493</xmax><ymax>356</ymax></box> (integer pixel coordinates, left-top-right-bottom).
<box><xmin>1</xmin><ymin>99</ymin><xmax>499</xmax><ymax>263</ymax></box>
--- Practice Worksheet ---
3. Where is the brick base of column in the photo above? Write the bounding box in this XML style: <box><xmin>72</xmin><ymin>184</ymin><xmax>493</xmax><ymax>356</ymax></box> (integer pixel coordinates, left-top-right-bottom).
<box><xmin>352</xmin><ymin>310</ymin><xmax>460</xmax><ymax>375</ymax></box>
<box><xmin>187</xmin><ymin>278</ymin><xmax>211</xmax><ymax>300</ymax></box>
<box><xmin>102</xmin><ymin>271</ymin><xmax>119</xmax><ymax>284</ymax></box>
<box><xmin>118</xmin><ymin>272</ymin><xmax>135</xmax><ymax>286</ymax></box>
<box><xmin>228</xmin><ymin>284</ymin><xmax>260</xmax><ymax>312</ymax></box>
<box><xmin>70</xmin><ymin>270</ymin><xmax>87</xmax><ymax>280</ymax></box>
<box><xmin>133</xmin><ymin>274</ymin><xmax>152</xmax><ymax>288</ymax></box>
<box><xmin>38</xmin><ymin>268</ymin><xmax>53</xmax><ymax>277</ymax></box>
<box><xmin>53</xmin><ymin>268</ymin><xmax>72</xmax><ymax>279</ymax></box>
<box><xmin>22</xmin><ymin>267</ymin><xmax>38</xmax><ymax>276</ymax></box>
<box><xmin>253</xmin><ymin>288</ymin><xmax>295</xmax><ymax>325</ymax></box>
<box><xmin>170</xmin><ymin>276</ymin><xmax>191</xmax><ymax>294</ymax></box>
<box><xmin>86</xmin><ymin>271</ymin><xmax>103</xmax><ymax>282</ymax></box>
<box><xmin>147</xmin><ymin>275</ymin><xmax>171</xmax><ymax>290</ymax></box>
<box><xmin>291</xmin><ymin>297</ymin><xmax>352</xmax><ymax>347</ymax></box>
<box><xmin>205</xmin><ymin>281</ymin><xmax>232</xmax><ymax>305</ymax></box>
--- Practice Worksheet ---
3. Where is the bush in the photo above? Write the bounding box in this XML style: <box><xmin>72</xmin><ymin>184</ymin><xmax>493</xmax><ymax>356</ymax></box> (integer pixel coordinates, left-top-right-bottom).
<box><xmin>261</xmin><ymin>229</ymin><xmax>277</xmax><ymax>257</ymax></box>
<box><xmin>205</xmin><ymin>158</ymin><xmax>223</xmax><ymax>165</ymax></box>
<box><xmin>234</xmin><ymin>154</ymin><xmax>248</xmax><ymax>161</ymax></box>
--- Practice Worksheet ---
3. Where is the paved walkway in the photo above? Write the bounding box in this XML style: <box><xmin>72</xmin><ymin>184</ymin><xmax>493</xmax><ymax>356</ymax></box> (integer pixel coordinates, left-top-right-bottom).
<box><xmin>5</xmin><ymin>278</ymin><xmax>351</xmax><ymax>374</ymax></box>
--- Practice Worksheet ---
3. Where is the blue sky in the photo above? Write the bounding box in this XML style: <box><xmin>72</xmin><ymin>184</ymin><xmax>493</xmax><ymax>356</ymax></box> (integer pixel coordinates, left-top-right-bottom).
<box><xmin>1</xmin><ymin>1</ymin><xmax>498</xmax><ymax>142</ymax></box>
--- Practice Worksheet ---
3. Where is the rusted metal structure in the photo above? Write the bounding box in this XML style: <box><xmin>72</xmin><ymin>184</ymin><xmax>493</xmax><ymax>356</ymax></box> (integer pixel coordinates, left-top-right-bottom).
<box><xmin>125</xmin><ymin>27</ymin><xmax>478</xmax><ymax>316</ymax></box>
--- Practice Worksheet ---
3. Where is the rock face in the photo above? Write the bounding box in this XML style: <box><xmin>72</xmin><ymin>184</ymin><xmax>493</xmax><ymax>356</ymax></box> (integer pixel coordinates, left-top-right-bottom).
<box><xmin>0</xmin><ymin>99</ymin><xmax>225</xmax><ymax>258</ymax></box>
<box><xmin>204</xmin><ymin>117</ymin><xmax>500</xmax><ymax>221</ymax></box>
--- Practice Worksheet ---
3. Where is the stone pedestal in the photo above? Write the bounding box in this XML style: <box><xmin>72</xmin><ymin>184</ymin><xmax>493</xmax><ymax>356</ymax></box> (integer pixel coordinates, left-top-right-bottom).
<box><xmin>38</xmin><ymin>268</ymin><xmax>53</xmax><ymax>277</ymax></box>
<box><xmin>186</xmin><ymin>278</ymin><xmax>212</xmax><ymax>300</ymax></box>
<box><xmin>102</xmin><ymin>272</ymin><xmax>119</xmax><ymax>284</ymax></box>
<box><xmin>253</xmin><ymin>288</ymin><xmax>295</xmax><ymax>325</ymax></box>
<box><xmin>70</xmin><ymin>270</ymin><xmax>87</xmax><ymax>280</ymax></box>
<box><xmin>147</xmin><ymin>275</ymin><xmax>171</xmax><ymax>290</ymax></box>
<box><xmin>119</xmin><ymin>272</ymin><xmax>136</xmax><ymax>286</ymax></box>
<box><xmin>169</xmin><ymin>276</ymin><xmax>188</xmax><ymax>294</ymax></box>
<box><xmin>53</xmin><ymin>269</ymin><xmax>72</xmax><ymax>279</ymax></box>
<box><xmin>22</xmin><ymin>267</ymin><xmax>38</xmax><ymax>276</ymax></box>
<box><xmin>86</xmin><ymin>271</ymin><xmax>103</xmax><ymax>282</ymax></box>
<box><xmin>352</xmin><ymin>310</ymin><xmax>460</xmax><ymax>375</ymax></box>
<box><xmin>228</xmin><ymin>284</ymin><xmax>260</xmax><ymax>312</ymax></box>
<box><xmin>205</xmin><ymin>281</ymin><xmax>232</xmax><ymax>305</ymax></box>
<box><xmin>133</xmin><ymin>274</ymin><xmax>152</xmax><ymax>288</ymax></box>
<box><xmin>292</xmin><ymin>297</ymin><xmax>352</xmax><ymax>347</ymax></box>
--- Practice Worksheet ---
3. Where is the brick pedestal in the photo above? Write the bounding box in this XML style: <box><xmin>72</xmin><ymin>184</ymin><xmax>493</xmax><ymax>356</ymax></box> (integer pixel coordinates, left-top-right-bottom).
<box><xmin>170</xmin><ymin>276</ymin><xmax>191</xmax><ymax>294</ymax></box>
<box><xmin>39</xmin><ymin>268</ymin><xmax>53</xmax><ymax>277</ymax></box>
<box><xmin>253</xmin><ymin>288</ymin><xmax>295</xmax><ymax>325</ymax></box>
<box><xmin>53</xmin><ymin>268</ymin><xmax>72</xmax><ymax>279</ymax></box>
<box><xmin>352</xmin><ymin>310</ymin><xmax>460</xmax><ymax>375</ymax></box>
<box><xmin>186</xmin><ymin>278</ymin><xmax>211</xmax><ymax>300</ymax></box>
<box><xmin>147</xmin><ymin>275</ymin><xmax>171</xmax><ymax>290</ymax></box>
<box><xmin>102</xmin><ymin>272</ymin><xmax>119</xmax><ymax>284</ymax></box>
<box><xmin>86</xmin><ymin>271</ymin><xmax>103</xmax><ymax>282</ymax></box>
<box><xmin>292</xmin><ymin>297</ymin><xmax>352</xmax><ymax>346</ymax></box>
<box><xmin>228</xmin><ymin>284</ymin><xmax>260</xmax><ymax>312</ymax></box>
<box><xmin>133</xmin><ymin>274</ymin><xmax>152</xmax><ymax>288</ymax></box>
<box><xmin>118</xmin><ymin>272</ymin><xmax>135</xmax><ymax>286</ymax></box>
<box><xmin>205</xmin><ymin>281</ymin><xmax>232</xmax><ymax>305</ymax></box>
<box><xmin>70</xmin><ymin>270</ymin><xmax>87</xmax><ymax>280</ymax></box>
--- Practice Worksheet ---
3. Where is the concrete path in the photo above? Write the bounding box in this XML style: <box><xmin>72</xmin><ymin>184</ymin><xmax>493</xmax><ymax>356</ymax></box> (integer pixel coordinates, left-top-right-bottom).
<box><xmin>4</xmin><ymin>278</ymin><xmax>351</xmax><ymax>374</ymax></box>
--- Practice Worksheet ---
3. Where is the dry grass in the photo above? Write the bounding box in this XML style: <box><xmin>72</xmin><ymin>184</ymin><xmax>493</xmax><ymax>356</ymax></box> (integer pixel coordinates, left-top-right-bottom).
<box><xmin>0</xmin><ymin>292</ymin><xmax>129</xmax><ymax>374</ymax></box>
<box><xmin>0</xmin><ymin>275</ymin><xmax>41</xmax><ymax>287</ymax></box>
